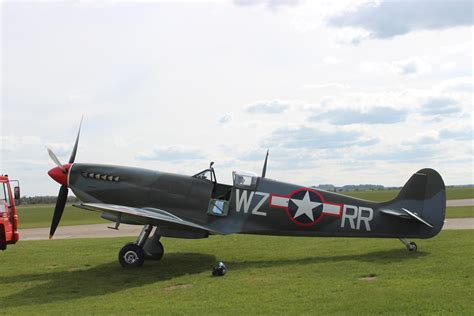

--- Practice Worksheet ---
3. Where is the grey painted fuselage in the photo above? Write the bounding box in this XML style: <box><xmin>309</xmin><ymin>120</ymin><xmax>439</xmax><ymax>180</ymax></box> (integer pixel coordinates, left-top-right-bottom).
<box><xmin>69</xmin><ymin>163</ymin><xmax>446</xmax><ymax>240</ymax></box>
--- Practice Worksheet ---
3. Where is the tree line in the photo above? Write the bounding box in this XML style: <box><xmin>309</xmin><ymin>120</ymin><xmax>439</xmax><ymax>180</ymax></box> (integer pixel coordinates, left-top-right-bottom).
<box><xmin>18</xmin><ymin>196</ymin><xmax>79</xmax><ymax>205</ymax></box>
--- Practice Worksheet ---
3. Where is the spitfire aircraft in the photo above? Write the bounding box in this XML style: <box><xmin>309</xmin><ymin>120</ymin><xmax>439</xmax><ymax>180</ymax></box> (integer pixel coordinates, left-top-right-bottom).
<box><xmin>47</xmin><ymin>121</ymin><xmax>446</xmax><ymax>268</ymax></box>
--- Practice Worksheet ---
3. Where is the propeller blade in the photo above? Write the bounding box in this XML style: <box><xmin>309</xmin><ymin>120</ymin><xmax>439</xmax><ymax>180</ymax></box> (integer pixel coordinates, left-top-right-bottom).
<box><xmin>69</xmin><ymin>116</ymin><xmax>83</xmax><ymax>163</ymax></box>
<box><xmin>47</xmin><ymin>147</ymin><xmax>66</xmax><ymax>172</ymax></box>
<box><xmin>262</xmin><ymin>149</ymin><xmax>269</xmax><ymax>178</ymax></box>
<box><xmin>49</xmin><ymin>185</ymin><xmax>68</xmax><ymax>239</ymax></box>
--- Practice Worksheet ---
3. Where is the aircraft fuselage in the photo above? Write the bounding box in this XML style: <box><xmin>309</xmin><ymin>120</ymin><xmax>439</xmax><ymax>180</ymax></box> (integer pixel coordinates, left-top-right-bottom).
<box><xmin>69</xmin><ymin>163</ymin><xmax>444</xmax><ymax>239</ymax></box>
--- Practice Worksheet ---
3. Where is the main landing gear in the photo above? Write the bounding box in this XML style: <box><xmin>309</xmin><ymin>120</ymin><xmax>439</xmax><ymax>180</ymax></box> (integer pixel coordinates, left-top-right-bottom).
<box><xmin>399</xmin><ymin>238</ymin><xmax>417</xmax><ymax>252</ymax></box>
<box><xmin>118</xmin><ymin>224</ymin><xmax>164</xmax><ymax>268</ymax></box>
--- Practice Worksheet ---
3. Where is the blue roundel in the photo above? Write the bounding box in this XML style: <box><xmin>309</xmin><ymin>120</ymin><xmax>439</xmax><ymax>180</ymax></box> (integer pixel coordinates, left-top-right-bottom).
<box><xmin>288</xmin><ymin>190</ymin><xmax>323</xmax><ymax>224</ymax></box>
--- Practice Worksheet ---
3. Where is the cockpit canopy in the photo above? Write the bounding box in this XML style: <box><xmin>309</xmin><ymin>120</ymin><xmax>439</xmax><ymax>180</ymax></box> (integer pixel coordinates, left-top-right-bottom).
<box><xmin>193</xmin><ymin>162</ymin><xmax>217</xmax><ymax>183</ymax></box>
<box><xmin>233</xmin><ymin>171</ymin><xmax>258</xmax><ymax>189</ymax></box>
<box><xmin>193</xmin><ymin>169</ymin><xmax>212</xmax><ymax>181</ymax></box>
<box><xmin>193</xmin><ymin>166</ymin><xmax>259</xmax><ymax>190</ymax></box>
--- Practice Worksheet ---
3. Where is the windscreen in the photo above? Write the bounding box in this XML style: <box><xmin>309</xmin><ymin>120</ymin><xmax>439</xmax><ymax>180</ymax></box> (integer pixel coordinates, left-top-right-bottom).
<box><xmin>233</xmin><ymin>171</ymin><xmax>257</xmax><ymax>189</ymax></box>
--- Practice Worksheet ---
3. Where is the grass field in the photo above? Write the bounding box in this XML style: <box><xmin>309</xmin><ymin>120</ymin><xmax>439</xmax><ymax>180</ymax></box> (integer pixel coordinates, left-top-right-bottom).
<box><xmin>0</xmin><ymin>231</ymin><xmax>472</xmax><ymax>314</ymax></box>
<box><xmin>16</xmin><ymin>204</ymin><xmax>107</xmax><ymax>229</ymax></box>
<box><xmin>446</xmin><ymin>206</ymin><xmax>474</xmax><ymax>218</ymax></box>
<box><xmin>343</xmin><ymin>186</ymin><xmax>474</xmax><ymax>201</ymax></box>
<box><xmin>16</xmin><ymin>186</ymin><xmax>473</xmax><ymax>229</ymax></box>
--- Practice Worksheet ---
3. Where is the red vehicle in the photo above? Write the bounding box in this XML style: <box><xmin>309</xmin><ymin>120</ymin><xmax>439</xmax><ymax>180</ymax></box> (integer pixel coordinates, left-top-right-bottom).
<box><xmin>0</xmin><ymin>175</ymin><xmax>20</xmax><ymax>250</ymax></box>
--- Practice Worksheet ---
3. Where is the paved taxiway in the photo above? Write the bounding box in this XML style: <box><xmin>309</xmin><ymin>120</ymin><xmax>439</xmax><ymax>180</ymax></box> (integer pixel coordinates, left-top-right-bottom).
<box><xmin>446</xmin><ymin>199</ymin><xmax>474</xmax><ymax>207</ymax></box>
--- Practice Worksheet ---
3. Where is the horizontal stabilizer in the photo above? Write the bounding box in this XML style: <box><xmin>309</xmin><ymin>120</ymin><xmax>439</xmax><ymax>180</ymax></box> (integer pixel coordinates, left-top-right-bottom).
<box><xmin>380</xmin><ymin>209</ymin><xmax>411</xmax><ymax>219</ymax></box>
<box><xmin>381</xmin><ymin>207</ymin><xmax>434</xmax><ymax>228</ymax></box>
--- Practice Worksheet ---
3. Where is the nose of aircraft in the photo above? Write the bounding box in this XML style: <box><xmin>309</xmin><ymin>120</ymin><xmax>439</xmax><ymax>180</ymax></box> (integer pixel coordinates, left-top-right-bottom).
<box><xmin>48</xmin><ymin>164</ymin><xmax>71</xmax><ymax>186</ymax></box>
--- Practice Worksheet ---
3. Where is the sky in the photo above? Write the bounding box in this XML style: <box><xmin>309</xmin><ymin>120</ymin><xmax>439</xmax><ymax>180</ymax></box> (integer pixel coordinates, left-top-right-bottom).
<box><xmin>1</xmin><ymin>0</ymin><xmax>473</xmax><ymax>196</ymax></box>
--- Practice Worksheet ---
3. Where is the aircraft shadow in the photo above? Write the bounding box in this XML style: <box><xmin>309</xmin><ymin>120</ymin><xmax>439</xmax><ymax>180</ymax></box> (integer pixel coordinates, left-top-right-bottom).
<box><xmin>228</xmin><ymin>248</ymin><xmax>429</xmax><ymax>270</ymax></box>
<box><xmin>0</xmin><ymin>249</ymin><xmax>427</xmax><ymax>308</ymax></box>
<box><xmin>0</xmin><ymin>252</ymin><xmax>216</xmax><ymax>308</ymax></box>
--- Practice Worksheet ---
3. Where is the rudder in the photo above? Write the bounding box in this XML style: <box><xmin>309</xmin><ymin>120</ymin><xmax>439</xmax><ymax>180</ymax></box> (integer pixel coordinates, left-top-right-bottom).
<box><xmin>395</xmin><ymin>168</ymin><xmax>446</xmax><ymax>238</ymax></box>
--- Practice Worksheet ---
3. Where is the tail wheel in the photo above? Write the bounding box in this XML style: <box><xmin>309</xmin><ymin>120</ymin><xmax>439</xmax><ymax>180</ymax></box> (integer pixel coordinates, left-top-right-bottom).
<box><xmin>119</xmin><ymin>243</ymin><xmax>145</xmax><ymax>268</ymax></box>
<box><xmin>408</xmin><ymin>242</ymin><xmax>417</xmax><ymax>252</ymax></box>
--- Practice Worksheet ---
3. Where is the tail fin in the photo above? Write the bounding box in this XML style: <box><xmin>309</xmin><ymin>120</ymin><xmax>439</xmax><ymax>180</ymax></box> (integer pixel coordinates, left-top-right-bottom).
<box><xmin>392</xmin><ymin>168</ymin><xmax>446</xmax><ymax>237</ymax></box>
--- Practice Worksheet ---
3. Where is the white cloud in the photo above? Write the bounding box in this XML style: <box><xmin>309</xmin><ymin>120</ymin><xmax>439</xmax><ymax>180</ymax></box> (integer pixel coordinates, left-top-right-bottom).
<box><xmin>218</xmin><ymin>113</ymin><xmax>232</xmax><ymax>124</ymax></box>
<box><xmin>45</xmin><ymin>142</ymin><xmax>74</xmax><ymax>157</ymax></box>
<box><xmin>1</xmin><ymin>1</ymin><xmax>472</xmax><ymax>194</ymax></box>
<box><xmin>360</xmin><ymin>57</ymin><xmax>431</xmax><ymax>76</ymax></box>
<box><xmin>264</xmin><ymin>126</ymin><xmax>372</xmax><ymax>149</ymax></box>
<box><xmin>393</xmin><ymin>57</ymin><xmax>431</xmax><ymax>75</ymax></box>
<box><xmin>0</xmin><ymin>135</ymin><xmax>42</xmax><ymax>153</ymax></box>
<box><xmin>245</xmin><ymin>100</ymin><xmax>290</xmax><ymax>114</ymax></box>
<box><xmin>359</xmin><ymin>61</ymin><xmax>390</xmax><ymax>73</ymax></box>
<box><xmin>136</xmin><ymin>146</ymin><xmax>205</xmax><ymax>162</ymax></box>
<box><xmin>287</xmin><ymin>0</ymin><xmax>369</xmax><ymax>33</ymax></box>
<box><xmin>421</xmin><ymin>97</ymin><xmax>460</xmax><ymax>116</ymax></box>
<box><xmin>328</xmin><ymin>0</ymin><xmax>474</xmax><ymax>41</ymax></box>
<box><xmin>323</xmin><ymin>56</ymin><xmax>341</xmax><ymax>65</ymax></box>
<box><xmin>233</xmin><ymin>0</ymin><xmax>302</xmax><ymax>9</ymax></box>
<box><xmin>309</xmin><ymin>106</ymin><xmax>407</xmax><ymax>125</ymax></box>
<box><xmin>332</xmin><ymin>26</ymin><xmax>372</xmax><ymax>45</ymax></box>
<box><xmin>435</xmin><ymin>77</ymin><xmax>474</xmax><ymax>92</ymax></box>
<box><xmin>301</xmin><ymin>82</ymin><xmax>349</xmax><ymax>90</ymax></box>
<box><xmin>441</xmin><ymin>61</ymin><xmax>457</xmax><ymax>71</ymax></box>
<box><xmin>440</xmin><ymin>41</ymin><xmax>473</xmax><ymax>56</ymax></box>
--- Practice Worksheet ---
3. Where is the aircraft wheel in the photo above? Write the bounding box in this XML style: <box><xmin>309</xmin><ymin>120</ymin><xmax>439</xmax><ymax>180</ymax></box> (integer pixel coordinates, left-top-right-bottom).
<box><xmin>145</xmin><ymin>241</ymin><xmax>164</xmax><ymax>260</ymax></box>
<box><xmin>408</xmin><ymin>242</ymin><xmax>417</xmax><ymax>252</ymax></box>
<box><xmin>119</xmin><ymin>243</ymin><xmax>145</xmax><ymax>268</ymax></box>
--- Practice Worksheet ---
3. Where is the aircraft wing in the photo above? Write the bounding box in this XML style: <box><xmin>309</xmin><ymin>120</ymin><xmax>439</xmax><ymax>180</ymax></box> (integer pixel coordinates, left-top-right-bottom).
<box><xmin>74</xmin><ymin>203</ymin><xmax>218</xmax><ymax>235</ymax></box>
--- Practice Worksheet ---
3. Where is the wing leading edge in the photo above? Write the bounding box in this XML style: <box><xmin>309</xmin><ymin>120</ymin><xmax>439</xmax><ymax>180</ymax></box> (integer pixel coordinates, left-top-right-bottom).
<box><xmin>74</xmin><ymin>203</ymin><xmax>220</xmax><ymax>235</ymax></box>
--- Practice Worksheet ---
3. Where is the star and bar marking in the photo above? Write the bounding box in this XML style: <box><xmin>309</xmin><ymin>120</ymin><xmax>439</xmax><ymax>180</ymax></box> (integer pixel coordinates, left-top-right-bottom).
<box><xmin>270</xmin><ymin>188</ymin><xmax>342</xmax><ymax>227</ymax></box>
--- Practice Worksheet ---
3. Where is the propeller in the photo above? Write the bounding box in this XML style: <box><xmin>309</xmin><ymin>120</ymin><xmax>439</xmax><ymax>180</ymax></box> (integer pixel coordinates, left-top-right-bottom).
<box><xmin>261</xmin><ymin>149</ymin><xmax>269</xmax><ymax>178</ymax></box>
<box><xmin>47</xmin><ymin>147</ymin><xmax>66</xmax><ymax>172</ymax></box>
<box><xmin>68</xmin><ymin>117</ymin><xmax>82</xmax><ymax>164</ymax></box>
<box><xmin>47</xmin><ymin>117</ymin><xmax>83</xmax><ymax>239</ymax></box>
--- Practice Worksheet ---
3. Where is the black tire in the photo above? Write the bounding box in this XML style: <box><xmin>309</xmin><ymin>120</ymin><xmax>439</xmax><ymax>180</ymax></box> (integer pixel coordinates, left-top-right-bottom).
<box><xmin>119</xmin><ymin>243</ymin><xmax>145</xmax><ymax>268</ymax></box>
<box><xmin>408</xmin><ymin>242</ymin><xmax>417</xmax><ymax>252</ymax></box>
<box><xmin>144</xmin><ymin>241</ymin><xmax>164</xmax><ymax>260</ymax></box>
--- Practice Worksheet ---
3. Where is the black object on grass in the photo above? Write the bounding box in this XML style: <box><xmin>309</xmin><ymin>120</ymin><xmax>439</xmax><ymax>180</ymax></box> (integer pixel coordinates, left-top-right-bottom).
<box><xmin>212</xmin><ymin>262</ymin><xmax>227</xmax><ymax>277</ymax></box>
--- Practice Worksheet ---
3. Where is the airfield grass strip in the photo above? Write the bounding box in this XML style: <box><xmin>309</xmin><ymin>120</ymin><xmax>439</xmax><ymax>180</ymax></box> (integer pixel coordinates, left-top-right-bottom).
<box><xmin>445</xmin><ymin>206</ymin><xmax>474</xmax><ymax>218</ymax></box>
<box><xmin>0</xmin><ymin>231</ymin><xmax>472</xmax><ymax>314</ymax></box>
<box><xmin>16</xmin><ymin>204</ymin><xmax>107</xmax><ymax>229</ymax></box>
<box><xmin>343</xmin><ymin>186</ymin><xmax>473</xmax><ymax>201</ymax></box>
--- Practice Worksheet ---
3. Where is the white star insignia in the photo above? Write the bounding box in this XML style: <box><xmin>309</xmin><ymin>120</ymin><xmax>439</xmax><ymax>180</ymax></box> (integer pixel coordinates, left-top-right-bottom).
<box><xmin>291</xmin><ymin>191</ymin><xmax>321</xmax><ymax>221</ymax></box>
